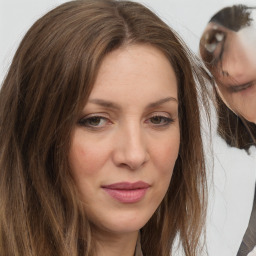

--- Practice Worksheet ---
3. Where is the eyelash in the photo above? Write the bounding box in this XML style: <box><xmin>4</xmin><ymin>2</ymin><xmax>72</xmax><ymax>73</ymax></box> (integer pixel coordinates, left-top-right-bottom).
<box><xmin>78</xmin><ymin>115</ymin><xmax>110</xmax><ymax>129</ymax></box>
<box><xmin>146</xmin><ymin>115</ymin><xmax>174</xmax><ymax>127</ymax></box>
<box><xmin>78</xmin><ymin>114</ymin><xmax>174</xmax><ymax>130</ymax></box>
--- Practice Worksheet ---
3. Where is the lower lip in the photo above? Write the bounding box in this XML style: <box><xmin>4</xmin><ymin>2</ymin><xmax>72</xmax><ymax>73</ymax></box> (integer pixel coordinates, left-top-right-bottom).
<box><xmin>102</xmin><ymin>188</ymin><xmax>148</xmax><ymax>203</ymax></box>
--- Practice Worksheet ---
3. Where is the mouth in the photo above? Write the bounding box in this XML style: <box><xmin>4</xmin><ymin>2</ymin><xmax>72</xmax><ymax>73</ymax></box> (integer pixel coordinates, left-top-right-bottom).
<box><xmin>227</xmin><ymin>81</ymin><xmax>254</xmax><ymax>93</ymax></box>
<box><xmin>101</xmin><ymin>181</ymin><xmax>150</xmax><ymax>203</ymax></box>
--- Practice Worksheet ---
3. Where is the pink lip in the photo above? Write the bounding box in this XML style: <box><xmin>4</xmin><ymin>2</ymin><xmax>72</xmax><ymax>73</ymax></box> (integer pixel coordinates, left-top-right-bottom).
<box><xmin>102</xmin><ymin>181</ymin><xmax>150</xmax><ymax>203</ymax></box>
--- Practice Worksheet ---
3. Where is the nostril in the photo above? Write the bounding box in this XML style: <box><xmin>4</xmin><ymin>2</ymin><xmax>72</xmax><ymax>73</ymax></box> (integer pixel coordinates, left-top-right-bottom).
<box><xmin>121</xmin><ymin>153</ymin><xmax>148</xmax><ymax>170</ymax></box>
<box><xmin>112</xmin><ymin>144</ymin><xmax>149</xmax><ymax>171</ymax></box>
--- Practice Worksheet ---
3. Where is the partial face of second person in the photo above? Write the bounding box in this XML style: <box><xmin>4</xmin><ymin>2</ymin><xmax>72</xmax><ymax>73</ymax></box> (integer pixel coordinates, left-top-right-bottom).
<box><xmin>69</xmin><ymin>44</ymin><xmax>180</xmax><ymax>238</ymax></box>
<box><xmin>211</xmin><ymin>24</ymin><xmax>256</xmax><ymax>123</ymax></box>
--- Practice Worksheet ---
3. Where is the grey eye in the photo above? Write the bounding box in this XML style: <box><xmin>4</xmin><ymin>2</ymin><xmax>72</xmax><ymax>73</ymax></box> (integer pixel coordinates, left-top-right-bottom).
<box><xmin>78</xmin><ymin>116</ymin><xmax>109</xmax><ymax>128</ymax></box>
<box><xmin>215</xmin><ymin>32</ymin><xmax>224</xmax><ymax>41</ymax></box>
<box><xmin>150</xmin><ymin>116</ymin><xmax>164</xmax><ymax>124</ymax></box>
<box><xmin>86</xmin><ymin>117</ymin><xmax>102</xmax><ymax>126</ymax></box>
<box><xmin>204</xmin><ymin>30</ymin><xmax>225</xmax><ymax>53</ymax></box>
<box><xmin>205</xmin><ymin>42</ymin><xmax>217</xmax><ymax>52</ymax></box>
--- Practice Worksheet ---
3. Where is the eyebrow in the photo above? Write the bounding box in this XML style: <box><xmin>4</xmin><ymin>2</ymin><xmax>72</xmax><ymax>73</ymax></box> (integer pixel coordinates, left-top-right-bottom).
<box><xmin>146</xmin><ymin>97</ymin><xmax>178</xmax><ymax>109</ymax></box>
<box><xmin>88</xmin><ymin>97</ymin><xmax>178</xmax><ymax>110</ymax></box>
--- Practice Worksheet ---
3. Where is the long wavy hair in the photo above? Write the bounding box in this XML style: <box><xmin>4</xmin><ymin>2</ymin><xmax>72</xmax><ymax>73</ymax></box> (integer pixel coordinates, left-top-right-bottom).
<box><xmin>0</xmin><ymin>1</ymin><xmax>210</xmax><ymax>255</ymax></box>
<box><xmin>199</xmin><ymin>4</ymin><xmax>256</xmax><ymax>151</ymax></box>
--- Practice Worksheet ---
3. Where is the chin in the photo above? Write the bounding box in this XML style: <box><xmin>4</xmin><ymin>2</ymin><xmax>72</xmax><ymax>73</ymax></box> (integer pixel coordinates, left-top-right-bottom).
<box><xmin>96</xmin><ymin>211</ymin><xmax>154</xmax><ymax>234</ymax></box>
<box><xmin>115</xmin><ymin>219</ymin><xmax>148</xmax><ymax>233</ymax></box>
<box><xmin>239</xmin><ymin>109</ymin><xmax>256</xmax><ymax>124</ymax></box>
<box><xmin>245</xmin><ymin>116</ymin><xmax>256</xmax><ymax>124</ymax></box>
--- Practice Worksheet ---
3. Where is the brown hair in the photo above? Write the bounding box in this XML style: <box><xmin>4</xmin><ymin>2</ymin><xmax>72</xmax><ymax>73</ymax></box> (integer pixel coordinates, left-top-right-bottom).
<box><xmin>199</xmin><ymin>5</ymin><xmax>256</xmax><ymax>151</ymax></box>
<box><xmin>0</xmin><ymin>1</ymin><xmax>210</xmax><ymax>255</ymax></box>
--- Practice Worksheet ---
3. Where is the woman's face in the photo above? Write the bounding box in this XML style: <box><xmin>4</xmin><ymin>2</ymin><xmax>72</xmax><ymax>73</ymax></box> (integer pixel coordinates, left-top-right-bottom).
<box><xmin>203</xmin><ymin>23</ymin><xmax>256</xmax><ymax>123</ymax></box>
<box><xmin>69</xmin><ymin>44</ymin><xmax>180</xmax><ymax>237</ymax></box>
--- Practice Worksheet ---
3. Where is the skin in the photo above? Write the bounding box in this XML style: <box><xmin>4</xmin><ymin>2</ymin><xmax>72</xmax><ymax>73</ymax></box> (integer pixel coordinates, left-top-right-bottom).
<box><xmin>69</xmin><ymin>44</ymin><xmax>180</xmax><ymax>256</ymax></box>
<box><xmin>204</xmin><ymin>23</ymin><xmax>256</xmax><ymax>123</ymax></box>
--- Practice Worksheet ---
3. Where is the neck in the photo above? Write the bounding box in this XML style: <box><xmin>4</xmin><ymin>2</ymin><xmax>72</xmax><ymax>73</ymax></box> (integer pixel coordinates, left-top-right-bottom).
<box><xmin>92</xmin><ymin>226</ymin><xmax>139</xmax><ymax>256</ymax></box>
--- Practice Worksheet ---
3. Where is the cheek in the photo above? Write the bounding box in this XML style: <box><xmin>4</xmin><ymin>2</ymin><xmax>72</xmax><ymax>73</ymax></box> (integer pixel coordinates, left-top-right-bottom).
<box><xmin>68</xmin><ymin>131</ymin><xmax>109</xmax><ymax>178</ymax></box>
<box><xmin>149</xmin><ymin>134</ymin><xmax>180</xmax><ymax>206</ymax></box>
<box><xmin>151</xmin><ymin>132</ymin><xmax>180</xmax><ymax>176</ymax></box>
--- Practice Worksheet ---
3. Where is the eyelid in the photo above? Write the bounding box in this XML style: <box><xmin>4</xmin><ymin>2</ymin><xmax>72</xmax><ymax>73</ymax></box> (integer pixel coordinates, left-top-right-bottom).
<box><xmin>78</xmin><ymin>112</ymin><xmax>110</xmax><ymax>121</ymax></box>
<box><xmin>147</xmin><ymin>111</ymin><xmax>171</xmax><ymax>118</ymax></box>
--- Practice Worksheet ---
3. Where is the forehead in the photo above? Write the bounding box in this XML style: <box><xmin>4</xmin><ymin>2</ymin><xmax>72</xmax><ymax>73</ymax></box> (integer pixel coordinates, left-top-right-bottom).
<box><xmin>89</xmin><ymin>44</ymin><xmax>178</xmax><ymax>102</ymax></box>
<box><xmin>97</xmin><ymin>44</ymin><xmax>173</xmax><ymax>75</ymax></box>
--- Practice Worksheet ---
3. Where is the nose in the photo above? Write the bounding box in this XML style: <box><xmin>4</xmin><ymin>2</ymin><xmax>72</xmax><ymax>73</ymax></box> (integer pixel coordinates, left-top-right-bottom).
<box><xmin>221</xmin><ymin>53</ymin><xmax>245</xmax><ymax>81</ymax></box>
<box><xmin>112</xmin><ymin>124</ymin><xmax>149</xmax><ymax>170</ymax></box>
<box><xmin>221</xmin><ymin>35</ymin><xmax>250</xmax><ymax>81</ymax></box>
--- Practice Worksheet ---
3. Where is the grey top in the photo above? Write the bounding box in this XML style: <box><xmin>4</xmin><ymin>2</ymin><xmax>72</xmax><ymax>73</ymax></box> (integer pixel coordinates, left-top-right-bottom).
<box><xmin>237</xmin><ymin>184</ymin><xmax>256</xmax><ymax>256</ymax></box>
<box><xmin>134</xmin><ymin>233</ymin><xmax>143</xmax><ymax>256</ymax></box>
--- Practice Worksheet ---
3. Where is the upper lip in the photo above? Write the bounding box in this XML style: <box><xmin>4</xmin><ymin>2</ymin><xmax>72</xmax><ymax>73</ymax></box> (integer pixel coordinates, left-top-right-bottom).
<box><xmin>101</xmin><ymin>181</ymin><xmax>150</xmax><ymax>190</ymax></box>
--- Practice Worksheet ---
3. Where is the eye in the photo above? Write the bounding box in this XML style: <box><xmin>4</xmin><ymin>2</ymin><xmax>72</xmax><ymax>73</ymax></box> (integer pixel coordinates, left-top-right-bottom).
<box><xmin>78</xmin><ymin>115</ymin><xmax>111</xmax><ymax>129</ymax></box>
<box><xmin>204</xmin><ymin>30</ymin><xmax>225</xmax><ymax>53</ymax></box>
<box><xmin>203</xmin><ymin>29</ymin><xmax>226</xmax><ymax>65</ymax></box>
<box><xmin>146</xmin><ymin>114</ymin><xmax>174</xmax><ymax>127</ymax></box>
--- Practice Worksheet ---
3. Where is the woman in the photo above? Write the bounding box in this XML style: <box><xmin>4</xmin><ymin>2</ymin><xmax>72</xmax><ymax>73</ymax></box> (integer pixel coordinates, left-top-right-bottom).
<box><xmin>0</xmin><ymin>0</ymin><xmax>210</xmax><ymax>255</ymax></box>
<box><xmin>199</xmin><ymin>4</ymin><xmax>256</xmax><ymax>150</ymax></box>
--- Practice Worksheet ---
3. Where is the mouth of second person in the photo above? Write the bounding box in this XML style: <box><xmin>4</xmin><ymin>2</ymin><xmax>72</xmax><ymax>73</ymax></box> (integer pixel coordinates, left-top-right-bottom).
<box><xmin>228</xmin><ymin>81</ymin><xmax>255</xmax><ymax>93</ymax></box>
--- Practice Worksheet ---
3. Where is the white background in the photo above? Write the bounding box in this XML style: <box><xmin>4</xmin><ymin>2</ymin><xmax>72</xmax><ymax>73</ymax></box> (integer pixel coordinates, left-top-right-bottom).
<box><xmin>1</xmin><ymin>0</ymin><xmax>256</xmax><ymax>83</ymax></box>
<box><xmin>1</xmin><ymin>1</ymin><xmax>256</xmax><ymax>255</ymax></box>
